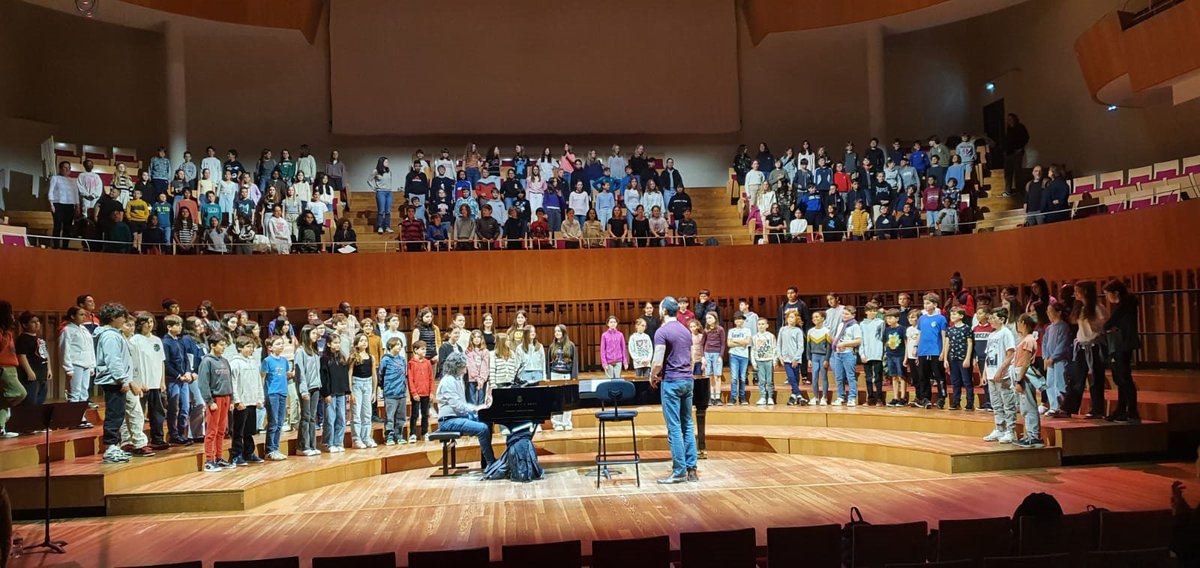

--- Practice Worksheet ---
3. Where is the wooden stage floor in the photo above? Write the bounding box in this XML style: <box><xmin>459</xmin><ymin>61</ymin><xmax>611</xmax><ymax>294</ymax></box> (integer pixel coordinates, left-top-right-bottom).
<box><xmin>8</xmin><ymin>452</ymin><xmax>1196</xmax><ymax>567</ymax></box>
<box><xmin>4</xmin><ymin>369</ymin><xmax>1199</xmax><ymax>566</ymax></box>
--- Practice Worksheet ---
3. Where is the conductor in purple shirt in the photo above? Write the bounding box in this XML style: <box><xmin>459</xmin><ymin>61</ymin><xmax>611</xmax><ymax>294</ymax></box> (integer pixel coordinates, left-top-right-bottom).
<box><xmin>651</xmin><ymin>296</ymin><xmax>699</xmax><ymax>484</ymax></box>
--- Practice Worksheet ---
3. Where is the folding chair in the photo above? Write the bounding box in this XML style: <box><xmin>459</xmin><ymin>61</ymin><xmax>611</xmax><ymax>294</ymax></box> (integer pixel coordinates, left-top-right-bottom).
<box><xmin>1070</xmin><ymin>175</ymin><xmax>1096</xmax><ymax>195</ymax></box>
<box><xmin>1098</xmin><ymin>170</ymin><xmax>1124</xmax><ymax>190</ymax></box>
<box><xmin>1126</xmin><ymin>165</ymin><xmax>1152</xmax><ymax>185</ymax></box>
<box><xmin>1152</xmin><ymin>159</ymin><xmax>1180</xmax><ymax>180</ymax></box>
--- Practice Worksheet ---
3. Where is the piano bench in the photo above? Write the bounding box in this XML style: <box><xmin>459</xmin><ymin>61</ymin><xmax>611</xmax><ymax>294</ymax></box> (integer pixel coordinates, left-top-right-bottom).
<box><xmin>429</xmin><ymin>431</ymin><xmax>464</xmax><ymax>477</ymax></box>
<box><xmin>595</xmin><ymin>409</ymin><xmax>639</xmax><ymax>421</ymax></box>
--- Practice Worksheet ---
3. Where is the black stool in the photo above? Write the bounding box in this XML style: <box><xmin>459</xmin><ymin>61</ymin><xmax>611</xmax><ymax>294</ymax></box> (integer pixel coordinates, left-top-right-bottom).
<box><xmin>595</xmin><ymin>379</ymin><xmax>640</xmax><ymax>487</ymax></box>
<box><xmin>428</xmin><ymin>430</ymin><xmax>464</xmax><ymax>476</ymax></box>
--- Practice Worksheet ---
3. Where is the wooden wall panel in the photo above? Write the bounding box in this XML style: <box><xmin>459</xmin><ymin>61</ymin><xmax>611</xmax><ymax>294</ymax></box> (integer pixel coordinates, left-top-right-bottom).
<box><xmin>1</xmin><ymin>199</ymin><xmax>1198</xmax><ymax>314</ymax></box>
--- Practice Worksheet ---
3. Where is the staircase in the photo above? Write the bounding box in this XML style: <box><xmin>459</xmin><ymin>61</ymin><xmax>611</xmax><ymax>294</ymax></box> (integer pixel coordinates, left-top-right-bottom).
<box><xmin>972</xmin><ymin>170</ymin><xmax>1025</xmax><ymax>232</ymax></box>
<box><xmin>344</xmin><ymin>186</ymin><xmax>752</xmax><ymax>249</ymax></box>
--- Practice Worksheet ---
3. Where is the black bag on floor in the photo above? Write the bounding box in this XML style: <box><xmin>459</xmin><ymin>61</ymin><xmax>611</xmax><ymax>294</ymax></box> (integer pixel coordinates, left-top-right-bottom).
<box><xmin>842</xmin><ymin>506</ymin><xmax>870</xmax><ymax>567</ymax></box>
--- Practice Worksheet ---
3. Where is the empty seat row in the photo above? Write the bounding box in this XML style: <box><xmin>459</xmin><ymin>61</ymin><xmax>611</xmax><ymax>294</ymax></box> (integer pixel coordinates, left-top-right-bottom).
<box><xmin>53</xmin><ymin>141</ymin><xmax>140</xmax><ymax>168</ymax></box>
<box><xmin>120</xmin><ymin>508</ymin><xmax>1175</xmax><ymax>568</ymax></box>
<box><xmin>1070</xmin><ymin>154</ymin><xmax>1200</xmax><ymax>194</ymax></box>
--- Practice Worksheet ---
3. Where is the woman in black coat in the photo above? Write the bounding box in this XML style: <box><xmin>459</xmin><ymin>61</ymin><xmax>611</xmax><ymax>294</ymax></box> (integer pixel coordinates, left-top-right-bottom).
<box><xmin>1102</xmin><ymin>280</ymin><xmax>1140</xmax><ymax>422</ymax></box>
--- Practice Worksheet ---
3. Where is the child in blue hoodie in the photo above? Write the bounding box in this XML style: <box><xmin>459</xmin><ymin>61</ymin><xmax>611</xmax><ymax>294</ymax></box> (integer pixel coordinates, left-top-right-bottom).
<box><xmin>378</xmin><ymin>337</ymin><xmax>409</xmax><ymax>445</ymax></box>
<box><xmin>94</xmin><ymin>303</ymin><xmax>137</xmax><ymax>463</ymax></box>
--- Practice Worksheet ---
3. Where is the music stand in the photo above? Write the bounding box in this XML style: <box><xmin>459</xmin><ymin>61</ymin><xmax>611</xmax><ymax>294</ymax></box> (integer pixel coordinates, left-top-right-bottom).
<box><xmin>5</xmin><ymin>401</ymin><xmax>89</xmax><ymax>555</ymax></box>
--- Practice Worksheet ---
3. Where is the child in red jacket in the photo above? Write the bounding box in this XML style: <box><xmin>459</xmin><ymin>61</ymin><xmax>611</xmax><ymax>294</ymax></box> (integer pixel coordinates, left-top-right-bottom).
<box><xmin>407</xmin><ymin>341</ymin><xmax>434</xmax><ymax>442</ymax></box>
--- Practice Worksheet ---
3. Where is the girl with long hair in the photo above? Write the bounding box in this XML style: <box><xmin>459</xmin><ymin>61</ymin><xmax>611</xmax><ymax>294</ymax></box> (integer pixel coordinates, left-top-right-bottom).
<box><xmin>1064</xmin><ymin>281</ymin><xmax>1108</xmax><ymax>418</ymax></box>
<box><xmin>466</xmin><ymin>330</ymin><xmax>491</xmax><ymax>406</ymax></box>
<box><xmin>490</xmin><ymin>333</ymin><xmax>520</xmax><ymax>390</ymax></box>
<box><xmin>548</xmin><ymin>324</ymin><xmax>578</xmax><ymax>430</ymax></box>
<box><xmin>517</xmin><ymin>326</ymin><xmax>545</xmax><ymax>385</ymax></box>
<box><xmin>320</xmin><ymin>334</ymin><xmax>350</xmax><ymax>453</ymax></box>
<box><xmin>349</xmin><ymin>333</ymin><xmax>376</xmax><ymax>449</ymax></box>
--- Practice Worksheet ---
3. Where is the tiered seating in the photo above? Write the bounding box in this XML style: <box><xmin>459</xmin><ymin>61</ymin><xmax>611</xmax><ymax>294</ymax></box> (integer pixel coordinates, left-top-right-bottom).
<box><xmin>48</xmin><ymin>140</ymin><xmax>140</xmax><ymax>170</ymax></box>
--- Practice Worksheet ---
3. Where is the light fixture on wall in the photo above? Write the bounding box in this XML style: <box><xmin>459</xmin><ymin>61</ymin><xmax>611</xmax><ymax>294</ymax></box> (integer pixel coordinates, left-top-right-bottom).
<box><xmin>985</xmin><ymin>82</ymin><xmax>996</xmax><ymax>92</ymax></box>
<box><xmin>1107</xmin><ymin>104</ymin><xmax>1119</xmax><ymax>112</ymax></box>
<box><xmin>75</xmin><ymin>0</ymin><xmax>98</xmax><ymax>18</ymax></box>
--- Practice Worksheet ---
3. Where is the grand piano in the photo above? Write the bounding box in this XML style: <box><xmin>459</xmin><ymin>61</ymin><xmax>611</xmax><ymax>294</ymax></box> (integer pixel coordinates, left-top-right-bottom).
<box><xmin>477</xmin><ymin>376</ymin><xmax>711</xmax><ymax>452</ymax></box>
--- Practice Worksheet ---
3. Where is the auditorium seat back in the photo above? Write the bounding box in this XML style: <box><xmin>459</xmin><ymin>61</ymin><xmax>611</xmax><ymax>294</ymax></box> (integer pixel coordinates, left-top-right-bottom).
<box><xmin>590</xmin><ymin>534</ymin><xmax>670</xmax><ymax>568</ymax></box>
<box><xmin>679</xmin><ymin>527</ymin><xmax>757</xmax><ymax>568</ymax></box>
<box><xmin>407</xmin><ymin>546</ymin><xmax>489</xmax><ymax>568</ymax></box>
<box><xmin>767</xmin><ymin>524</ymin><xmax>840</xmax><ymax>568</ymax></box>
<box><xmin>501</xmin><ymin>539</ymin><xmax>582</xmax><ymax>568</ymax></box>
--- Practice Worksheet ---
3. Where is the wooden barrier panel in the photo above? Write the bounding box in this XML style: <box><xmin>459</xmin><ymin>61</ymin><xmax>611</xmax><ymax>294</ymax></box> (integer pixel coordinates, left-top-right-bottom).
<box><xmin>1075</xmin><ymin>2</ymin><xmax>1200</xmax><ymax>103</ymax></box>
<box><xmin>0</xmin><ymin>199</ymin><xmax>1197</xmax><ymax>313</ymax></box>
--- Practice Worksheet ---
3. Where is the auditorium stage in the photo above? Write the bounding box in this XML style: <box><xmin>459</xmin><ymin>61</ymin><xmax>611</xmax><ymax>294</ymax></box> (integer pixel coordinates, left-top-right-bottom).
<box><xmin>2</xmin><ymin>370</ymin><xmax>1199</xmax><ymax>566</ymax></box>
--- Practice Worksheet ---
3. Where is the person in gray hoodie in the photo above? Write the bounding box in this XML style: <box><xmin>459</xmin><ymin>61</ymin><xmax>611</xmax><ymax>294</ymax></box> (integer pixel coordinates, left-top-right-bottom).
<box><xmin>197</xmin><ymin>334</ymin><xmax>233</xmax><ymax>470</ymax></box>
<box><xmin>93</xmin><ymin>303</ymin><xmax>137</xmax><ymax>463</ymax></box>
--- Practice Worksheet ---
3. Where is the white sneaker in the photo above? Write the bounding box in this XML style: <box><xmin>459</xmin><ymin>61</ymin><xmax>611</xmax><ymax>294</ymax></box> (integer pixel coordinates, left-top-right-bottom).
<box><xmin>983</xmin><ymin>429</ymin><xmax>1004</xmax><ymax>442</ymax></box>
<box><xmin>832</xmin><ymin>398</ymin><xmax>844</xmax><ymax>406</ymax></box>
<box><xmin>407</xmin><ymin>435</ymin><xmax>417</xmax><ymax>443</ymax></box>
<box><xmin>564</xmin><ymin>424</ymin><xmax>573</xmax><ymax>431</ymax></box>
<box><xmin>267</xmin><ymin>451</ymin><xmax>288</xmax><ymax>461</ymax></box>
<box><xmin>817</xmin><ymin>398</ymin><xmax>827</xmax><ymax>406</ymax></box>
<box><xmin>352</xmin><ymin>440</ymin><xmax>367</xmax><ymax>449</ymax></box>
<box><xmin>366</xmin><ymin>440</ymin><xmax>378</xmax><ymax>448</ymax></box>
<box><xmin>1037</xmin><ymin>404</ymin><xmax>1047</xmax><ymax>415</ymax></box>
<box><xmin>335</xmin><ymin>446</ymin><xmax>346</xmax><ymax>453</ymax></box>
<box><xmin>767</xmin><ymin>398</ymin><xmax>775</xmax><ymax>406</ymax></box>
<box><xmin>808</xmin><ymin>398</ymin><xmax>818</xmax><ymax>405</ymax></box>
<box><xmin>756</xmin><ymin>398</ymin><xmax>767</xmax><ymax>406</ymax></box>
<box><xmin>847</xmin><ymin>400</ymin><xmax>857</xmax><ymax>407</ymax></box>
<box><xmin>554</xmin><ymin>425</ymin><xmax>565</xmax><ymax>431</ymax></box>
<box><xmin>303</xmin><ymin>449</ymin><xmax>320</xmax><ymax>456</ymax></box>
<box><xmin>998</xmin><ymin>431</ymin><xmax>1016</xmax><ymax>444</ymax></box>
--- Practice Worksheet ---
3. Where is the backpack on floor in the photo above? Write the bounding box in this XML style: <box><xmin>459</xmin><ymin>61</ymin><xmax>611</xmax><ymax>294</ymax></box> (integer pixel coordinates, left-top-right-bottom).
<box><xmin>841</xmin><ymin>506</ymin><xmax>870</xmax><ymax>567</ymax></box>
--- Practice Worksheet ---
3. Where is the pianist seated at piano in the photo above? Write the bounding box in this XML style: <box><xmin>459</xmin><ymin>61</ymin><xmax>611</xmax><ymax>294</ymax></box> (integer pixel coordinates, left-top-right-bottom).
<box><xmin>434</xmin><ymin>352</ymin><xmax>497</xmax><ymax>470</ymax></box>
<box><xmin>481</xmin><ymin>336</ymin><xmax>549</xmax><ymax>482</ymax></box>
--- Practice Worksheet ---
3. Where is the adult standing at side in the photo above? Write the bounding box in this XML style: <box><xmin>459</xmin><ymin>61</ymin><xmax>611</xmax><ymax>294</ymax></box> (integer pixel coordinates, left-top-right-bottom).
<box><xmin>1002</xmin><ymin>114</ymin><xmax>1030</xmax><ymax>197</ymax></box>
<box><xmin>48</xmin><ymin>161</ymin><xmax>79</xmax><ymax>250</ymax></box>
<box><xmin>651</xmin><ymin>297</ymin><xmax>698</xmax><ymax>484</ymax></box>
<box><xmin>1102</xmin><ymin>280</ymin><xmax>1140</xmax><ymax>423</ymax></box>
<box><xmin>1023</xmin><ymin>165</ymin><xmax>1046</xmax><ymax>226</ymax></box>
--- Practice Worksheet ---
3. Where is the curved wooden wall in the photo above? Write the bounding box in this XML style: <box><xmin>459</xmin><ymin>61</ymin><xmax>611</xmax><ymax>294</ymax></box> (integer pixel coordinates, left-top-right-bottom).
<box><xmin>1075</xmin><ymin>1</ymin><xmax>1200</xmax><ymax>104</ymax></box>
<box><xmin>1</xmin><ymin>200</ymin><xmax>1197</xmax><ymax>314</ymax></box>
<box><xmin>743</xmin><ymin>0</ymin><xmax>948</xmax><ymax>44</ymax></box>
<box><xmin>118</xmin><ymin>0</ymin><xmax>325</xmax><ymax>43</ymax></box>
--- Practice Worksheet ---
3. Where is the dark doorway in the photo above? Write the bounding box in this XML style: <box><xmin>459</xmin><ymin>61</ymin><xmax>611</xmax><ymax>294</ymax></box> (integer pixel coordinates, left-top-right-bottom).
<box><xmin>983</xmin><ymin>98</ymin><xmax>1006</xmax><ymax>155</ymax></box>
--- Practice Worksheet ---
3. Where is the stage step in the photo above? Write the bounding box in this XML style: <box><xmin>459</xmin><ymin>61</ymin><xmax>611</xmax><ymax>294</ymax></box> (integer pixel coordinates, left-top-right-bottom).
<box><xmin>102</xmin><ymin>423</ymin><xmax>1059</xmax><ymax>516</ymax></box>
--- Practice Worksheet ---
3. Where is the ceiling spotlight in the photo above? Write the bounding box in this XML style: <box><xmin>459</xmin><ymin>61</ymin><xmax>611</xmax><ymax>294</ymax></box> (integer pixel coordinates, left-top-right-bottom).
<box><xmin>1107</xmin><ymin>104</ymin><xmax>1118</xmax><ymax>112</ymax></box>
<box><xmin>985</xmin><ymin>82</ymin><xmax>995</xmax><ymax>92</ymax></box>
<box><xmin>76</xmin><ymin>0</ymin><xmax>98</xmax><ymax>17</ymax></box>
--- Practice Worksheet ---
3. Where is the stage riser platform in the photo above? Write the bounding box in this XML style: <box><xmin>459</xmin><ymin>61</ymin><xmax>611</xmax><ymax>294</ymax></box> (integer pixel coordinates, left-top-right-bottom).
<box><xmin>103</xmin><ymin>427</ymin><xmax>1062</xmax><ymax>516</ymax></box>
